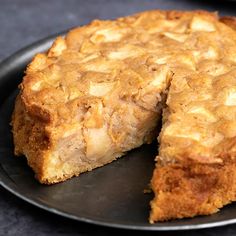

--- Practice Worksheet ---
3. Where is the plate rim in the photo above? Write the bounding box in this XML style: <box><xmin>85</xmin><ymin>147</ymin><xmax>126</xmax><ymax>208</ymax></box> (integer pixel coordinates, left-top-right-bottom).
<box><xmin>1</xmin><ymin>34</ymin><xmax>236</xmax><ymax>231</ymax></box>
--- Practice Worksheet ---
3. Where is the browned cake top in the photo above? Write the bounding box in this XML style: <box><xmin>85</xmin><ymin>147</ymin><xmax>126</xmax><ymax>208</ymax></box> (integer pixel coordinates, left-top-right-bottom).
<box><xmin>20</xmin><ymin>10</ymin><xmax>236</xmax><ymax>163</ymax></box>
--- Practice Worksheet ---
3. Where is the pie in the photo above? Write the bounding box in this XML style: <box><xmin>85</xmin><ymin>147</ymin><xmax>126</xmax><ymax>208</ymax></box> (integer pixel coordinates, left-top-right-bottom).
<box><xmin>11</xmin><ymin>10</ymin><xmax>236</xmax><ymax>222</ymax></box>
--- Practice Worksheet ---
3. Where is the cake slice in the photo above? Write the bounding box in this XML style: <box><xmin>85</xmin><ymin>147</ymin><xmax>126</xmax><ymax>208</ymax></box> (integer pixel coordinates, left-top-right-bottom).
<box><xmin>150</xmin><ymin>14</ymin><xmax>236</xmax><ymax>222</ymax></box>
<box><xmin>12</xmin><ymin>10</ymin><xmax>175</xmax><ymax>184</ymax></box>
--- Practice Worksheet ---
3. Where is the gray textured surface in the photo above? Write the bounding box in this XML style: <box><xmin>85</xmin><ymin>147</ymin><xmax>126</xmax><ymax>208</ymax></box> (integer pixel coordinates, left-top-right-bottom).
<box><xmin>0</xmin><ymin>0</ymin><xmax>236</xmax><ymax>235</ymax></box>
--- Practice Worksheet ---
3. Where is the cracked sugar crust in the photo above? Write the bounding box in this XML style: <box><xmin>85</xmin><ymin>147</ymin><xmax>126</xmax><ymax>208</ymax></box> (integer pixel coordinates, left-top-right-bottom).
<box><xmin>11</xmin><ymin>9</ymin><xmax>236</xmax><ymax>221</ymax></box>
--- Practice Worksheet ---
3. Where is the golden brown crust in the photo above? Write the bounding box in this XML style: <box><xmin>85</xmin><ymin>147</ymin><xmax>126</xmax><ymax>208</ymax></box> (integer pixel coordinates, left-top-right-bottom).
<box><xmin>150</xmin><ymin>161</ymin><xmax>236</xmax><ymax>222</ymax></box>
<box><xmin>166</xmin><ymin>10</ymin><xmax>218</xmax><ymax>20</ymax></box>
<box><xmin>12</xmin><ymin>95</ymin><xmax>50</xmax><ymax>179</ymax></box>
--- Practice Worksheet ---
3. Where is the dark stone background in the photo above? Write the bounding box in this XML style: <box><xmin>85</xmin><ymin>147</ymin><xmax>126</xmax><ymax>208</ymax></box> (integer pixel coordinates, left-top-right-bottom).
<box><xmin>0</xmin><ymin>0</ymin><xmax>236</xmax><ymax>235</ymax></box>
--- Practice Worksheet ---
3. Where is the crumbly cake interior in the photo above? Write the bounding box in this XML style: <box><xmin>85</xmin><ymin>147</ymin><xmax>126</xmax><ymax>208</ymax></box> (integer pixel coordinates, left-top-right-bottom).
<box><xmin>11</xmin><ymin>10</ymin><xmax>236</xmax><ymax>222</ymax></box>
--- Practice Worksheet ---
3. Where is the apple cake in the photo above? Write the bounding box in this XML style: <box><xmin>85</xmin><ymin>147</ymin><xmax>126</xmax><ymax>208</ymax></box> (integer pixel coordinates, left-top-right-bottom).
<box><xmin>11</xmin><ymin>10</ymin><xmax>236</xmax><ymax>222</ymax></box>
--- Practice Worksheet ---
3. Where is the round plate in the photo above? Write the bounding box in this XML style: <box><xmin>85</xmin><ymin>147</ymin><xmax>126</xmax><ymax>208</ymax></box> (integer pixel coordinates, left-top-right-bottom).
<box><xmin>1</xmin><ymin>35</ymin><xmax>236</xmax><ymax>231</ymax></box>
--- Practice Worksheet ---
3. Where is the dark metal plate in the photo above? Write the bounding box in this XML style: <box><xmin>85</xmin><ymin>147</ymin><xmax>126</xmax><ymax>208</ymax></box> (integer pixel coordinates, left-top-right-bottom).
<box><xmin>1</xmin><ymin>35</ymin><xmax>236</xmax><ymax>231</ymax></box>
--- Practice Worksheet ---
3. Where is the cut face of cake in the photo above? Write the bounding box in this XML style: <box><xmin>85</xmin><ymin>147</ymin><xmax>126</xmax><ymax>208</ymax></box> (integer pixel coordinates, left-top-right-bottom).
<box><xmin>12</xmin><ymin>10</ymin><xmax>174</xmax><ymax>184</ymax></box>
<box><xmin>11</xmin><ymin>10</ymin><xmax>236</xmax><ymax>222</ymax></box>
